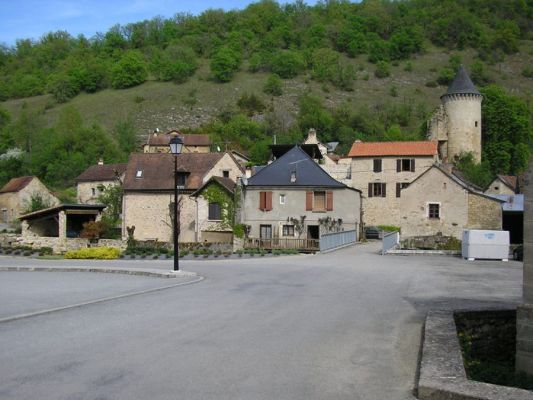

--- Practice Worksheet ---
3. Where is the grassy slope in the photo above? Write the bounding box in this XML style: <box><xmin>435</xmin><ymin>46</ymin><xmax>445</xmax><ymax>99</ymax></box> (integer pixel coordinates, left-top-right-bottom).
<box><xmin>2</xmin><ymin>41</ymin><xmax>532</xmax><ymax>152</ymax></box>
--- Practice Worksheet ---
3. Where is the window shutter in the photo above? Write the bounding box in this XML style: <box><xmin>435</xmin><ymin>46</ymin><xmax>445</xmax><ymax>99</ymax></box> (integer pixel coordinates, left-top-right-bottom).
<box><xmin>368</xmin><ymin>183</ymin><xmax>373</xmax><ymax>198</ymax></box>
<box><xmin>326</xmin><ymin>191</ymin><xmax>333</xmax><ymax>211</ymax></box>
<box><xmin>396</xmin><ymin>183</ymin><xmax>401</xmax><ymax>198</ymax></box>
<box><xmin>259</xmin><ymin>191</ymin><xmax>265</xmax><ymax>210</ymax></box>
<box><xmin>382</xmin><ymin>183</ymin><xmax>386</xmax><ymax>197</ymax></box>
<box><xmin>373</xmin><ymin>159</ymin><xmax>382</xmax><ymax>172</ymax></box>
<box><xmin>306</xmin><ymin>191</ymin><xmax>313</xmax><ymax>211</ymax></box>
<box><xmin>410</xmin><ymin>158</ymin><xmax>415</xmax><ymax>172</ymax></box>
<box><xmin>396</xmin><ymin>159</ymin><xmax>401</xmax><ymax>172</ymax></box>
<box><xmin>266</xmin><ymin>191</ymin><xmax>273</xmax><ymax>211</ymax></box>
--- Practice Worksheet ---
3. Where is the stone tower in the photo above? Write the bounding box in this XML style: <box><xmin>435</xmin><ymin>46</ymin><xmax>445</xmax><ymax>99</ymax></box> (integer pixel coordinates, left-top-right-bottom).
<box><xmin>427</xmin><ymin>66</ymin><xmax>483</xmax><ymax>163</ymax></box>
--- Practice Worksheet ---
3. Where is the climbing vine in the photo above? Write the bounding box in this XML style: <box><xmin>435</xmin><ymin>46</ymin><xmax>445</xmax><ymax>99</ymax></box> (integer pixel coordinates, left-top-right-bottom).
<box><xmin>201</xmin><ymin>183</ymin><xmax>235</xmax><ymax>229</ymax></box>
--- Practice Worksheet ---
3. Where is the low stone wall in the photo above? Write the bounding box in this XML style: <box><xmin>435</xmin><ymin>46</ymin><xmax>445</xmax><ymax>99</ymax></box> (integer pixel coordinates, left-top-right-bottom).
<box><xmin>418</xmin><ymin>309</ymin><xmax>531</xmax><ymax>400</ymax></box>
<box><xmin>0</xmin><ymin>234</ymin><xmax>127</xmax><ymax>254</ymax></box>
<box><xmin>401</xmin><ymin>234</ymin><xmax>461</xmax><ymax>251</ymax></box>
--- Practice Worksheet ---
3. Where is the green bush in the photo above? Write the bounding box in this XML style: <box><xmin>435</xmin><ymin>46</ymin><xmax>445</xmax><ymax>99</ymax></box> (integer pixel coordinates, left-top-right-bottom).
<box><xmin>210</xmin><ymin>47</ymin><xmax>240</xmax><ymax>82</ymax></box>
<box><xmin>65</xmin><ymin>247</ymin><xmax>121</xmax><ymax>260</ymax></box>
<box><xmin>377</xmin><ymin>225</ymin><xmax>401</xmax><ymax>232</ymax></box>
<box><xmin>263</xmin><ymin>74</ymin><xmax>282</xmax><ymax>96</ymax></box>
<box><xmin>111</xmin><ymin>51</ymin><xmax>148</xmax><ymax>89</ymax></box>
<box><xmin>374</xmin><ymin>61</ymin><xmax>390</xmax><ymax>78</ymax></box>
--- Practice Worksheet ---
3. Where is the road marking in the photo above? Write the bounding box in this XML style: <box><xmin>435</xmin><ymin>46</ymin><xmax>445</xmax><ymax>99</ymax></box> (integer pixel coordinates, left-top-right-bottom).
<box><xmin>0</xmin><ymin>275</ymin><xmax>204</xmax><ymax>324</ymax></box>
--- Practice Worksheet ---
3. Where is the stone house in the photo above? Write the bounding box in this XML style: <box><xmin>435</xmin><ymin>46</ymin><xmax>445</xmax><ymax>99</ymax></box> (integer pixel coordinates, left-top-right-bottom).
<box><xmin>400</xmin><ymin>165</ymin><xmax>503</xmax><ymax>239</ymax></box>
<box><xmin>142</xmin><ymin>130</ymin><xmax>211</xmax><ymax>154</ymax></box>
<box><xmin>241</xmin><ymin>146</ymin><xmax>361</xmax><ymax>244</ymax></box>
<box><xmin>75</xmin><ymin>161</ymin><xmax>127</xmax><ymax>204</ymax></box>
<box><xmin>0</xmin><ymin>176</ymin><xmax>59</xmax><ymax>224</ymax></box>
<box><xmin>485</xmin><ymin>175</ymin><xmax>518</xmax><ymax>195</ymax></box>
<box><xmin>347</xmin><ymin>141</ymin><xmax>439</xmax><ymax>227</ymax></box>
<box><xmin>122</xmin><ymin>152</ymin><xmax>243</xmax><ymax>243</ymax></box>
<box><xmin>191</xmin><ymin>176</ymin><xmax>236</xmax><ymax>243</ymax></box>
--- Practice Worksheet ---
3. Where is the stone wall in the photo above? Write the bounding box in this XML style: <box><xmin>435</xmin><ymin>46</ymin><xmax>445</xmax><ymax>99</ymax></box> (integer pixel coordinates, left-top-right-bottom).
<box><xmin>467</xmin><ymin>193</ymin><xmax>502</xmax><ymax>231</ymax></box>
<box><xmin>0</xmin><ymin>234</ymin><xmax>126</xmax><ymax>253</ymax></box>
<box><xmin>351</xmin><ymin>155</ymin><xmax>436</xmax><ymax>226</ymax></box>
<box><xmin>77</xmin><ymin>180</ymin><xmax>117</xmax><ymax>204</ymax></box>
<box><xmin>400</xmin><ymin>167</ymin><xmax>469</xmax><ymax>239</ymax></box>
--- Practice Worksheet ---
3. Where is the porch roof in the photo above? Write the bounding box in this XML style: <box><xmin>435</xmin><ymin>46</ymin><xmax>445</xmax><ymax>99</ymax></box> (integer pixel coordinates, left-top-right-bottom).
<box><xmin>19</xmin><ymin>204</ymin><xmax>106</xmax><ymax>221</ymax></box>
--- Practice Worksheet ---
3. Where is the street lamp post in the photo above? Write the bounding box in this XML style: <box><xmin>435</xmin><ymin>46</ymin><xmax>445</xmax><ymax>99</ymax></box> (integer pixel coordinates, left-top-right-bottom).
<box><xmin>169</xmin><ymin>136</ymin><xmax>184</xmax><ymax>271</ymax></box>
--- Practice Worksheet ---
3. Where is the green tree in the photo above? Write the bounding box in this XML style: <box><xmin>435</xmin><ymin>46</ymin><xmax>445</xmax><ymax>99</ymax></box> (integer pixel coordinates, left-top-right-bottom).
<box><xmin>111</xmin><ymin>50</ymin><xmax>148</xmax><ymax>89</ymax></box>
<box><xmin>481</xmin><ymin>85</ymin><xmax>531</xmax><ymax>175</ymax></box>
<box><xmin>210</xmin><ymin>46</ymin><xmax>241</xmax><ymax>82</ymax></box>
<box><xmin>270</xmin><ymin>50</ymin><xmax>304</xmax><ymax>79</ymax></box>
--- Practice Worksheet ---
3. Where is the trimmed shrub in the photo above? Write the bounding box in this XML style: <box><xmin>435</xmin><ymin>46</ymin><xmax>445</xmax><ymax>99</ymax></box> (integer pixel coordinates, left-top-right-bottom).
<box><xmin>65</xmin><ymin>247</ymin><xmax>120</xmax><ymax>260</ymax></box>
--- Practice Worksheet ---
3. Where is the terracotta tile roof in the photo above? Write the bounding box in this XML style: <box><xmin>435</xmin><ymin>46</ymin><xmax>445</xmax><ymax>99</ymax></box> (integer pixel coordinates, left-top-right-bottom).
<box><xmin>123</xmin><ymin>153</ymin><xmax>225</xmax><ymax>191</ymax></box>
<box><xmin>145</xmin><ymin>132</ymin><xmax>211</xmax><ymax>147</ymax></box>
<box><xmin>497</xmin><ymin>175</ymin><xmax>517</xmax><ymax>191</ymax></box>
<box><xmin>348</xmin><ymin>141</ymin><xmax>438</xmax><ymax>157</ymax></box>
<box><xmin>75</xmin><ymin>163</ymin><xmax>127</xmax><ymax>182</ymax></box>
<box><xmin>0</xmin><ymin>176</ymin><xmax>35</xmax><ymax>193</ymax></box>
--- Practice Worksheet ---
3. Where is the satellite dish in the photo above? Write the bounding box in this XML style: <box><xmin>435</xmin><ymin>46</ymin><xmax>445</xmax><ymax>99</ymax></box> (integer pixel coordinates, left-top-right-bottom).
<box><xmin>241</xmin><ymin>176</ymin><xmax>248</xmax><ymax>186</ymax></box>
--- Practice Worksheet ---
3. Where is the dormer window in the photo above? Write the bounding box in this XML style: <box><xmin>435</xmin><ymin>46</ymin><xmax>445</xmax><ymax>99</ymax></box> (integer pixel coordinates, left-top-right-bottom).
<box><xmin>290</xmin><ymin>171</ymin><xmax>297</xmax><ymax>183</ymax></box>
<box><xmin>176</xmin><ymin>173</ymin><xmax>187</xmax><ymax>187</ymax></box>
<box><xmin>223</xmin><ymin>170</ymin><xmax>230</xmax><ymax>178</ymax></box>
<box><xmin>136</xmin><ymin>170</ymin><xmax>143</xmax><ymax>178</ymax></box>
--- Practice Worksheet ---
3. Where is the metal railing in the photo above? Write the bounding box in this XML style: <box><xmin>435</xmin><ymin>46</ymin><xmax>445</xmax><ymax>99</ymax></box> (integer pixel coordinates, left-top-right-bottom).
<box><xmin>382</xmin><ymin>231</ymin><xmax>400</xmax><ymax>255</ymax></box>
<box><xmin>319</xmin><ymin>230</ymin><xmax>357</xmax><ymax>252</ymax></box>
<box><xmin>244</xmin><ymin>237</ymin><xmax>319</xmax><ymax>252</ymax></box>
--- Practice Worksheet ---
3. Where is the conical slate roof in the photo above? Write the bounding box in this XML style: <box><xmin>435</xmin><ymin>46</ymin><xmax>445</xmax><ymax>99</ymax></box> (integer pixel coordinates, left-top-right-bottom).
<box><xmin>247</xmin><ymin>146</ymin><xmax>344</xmax><ymax>187</ymax></box>
<box><xmin>444</xmin><ymin>65</ymin><xmax>480</xmax><ymax>96</ymax></box>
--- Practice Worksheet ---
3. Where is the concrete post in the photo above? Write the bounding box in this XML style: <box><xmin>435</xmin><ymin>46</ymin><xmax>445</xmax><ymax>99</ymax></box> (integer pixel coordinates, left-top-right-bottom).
<box><xmin>517</xmin><ymin>162</ymin><xmax>533</xmax><ymax>374</ymax></box>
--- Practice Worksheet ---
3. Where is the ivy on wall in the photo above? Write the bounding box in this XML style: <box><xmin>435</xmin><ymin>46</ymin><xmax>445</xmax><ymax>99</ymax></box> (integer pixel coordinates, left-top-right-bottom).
<box><xmin>201</xmin><ymin>183</ymin><xmax>235</xmax><ymax>229</ymax></box>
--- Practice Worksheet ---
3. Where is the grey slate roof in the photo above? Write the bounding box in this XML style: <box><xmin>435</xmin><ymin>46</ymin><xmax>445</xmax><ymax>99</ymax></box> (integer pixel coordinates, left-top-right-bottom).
<box><xmin>444</xmin><ymin>65</ymin><xmax>480</xmax><ymax>96</ymax></box>
<box><xmin>247</xmin><ymin>146</ymin><xmax>345</xmax><ymax>188</ymax></box>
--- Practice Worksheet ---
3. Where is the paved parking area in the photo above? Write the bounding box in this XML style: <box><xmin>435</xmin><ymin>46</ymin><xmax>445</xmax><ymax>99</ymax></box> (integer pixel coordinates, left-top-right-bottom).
<box><xmin>0</xmin><ymin>243</ymin><xmax>523</xmax><ymax>400</ymax></box>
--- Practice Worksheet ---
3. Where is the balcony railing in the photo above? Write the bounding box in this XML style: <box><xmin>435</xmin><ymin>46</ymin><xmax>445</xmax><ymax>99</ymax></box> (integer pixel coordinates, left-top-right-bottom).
<box><xmin>244</xmin><ymin>237</ymin><xmax>319</xmax><ymax>252</ymax></box>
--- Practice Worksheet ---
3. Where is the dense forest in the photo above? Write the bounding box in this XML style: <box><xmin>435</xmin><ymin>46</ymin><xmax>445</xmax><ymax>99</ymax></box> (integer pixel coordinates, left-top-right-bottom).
<box><xmin>0</xmin><ymin>0</ymin><xmax>532</xmax><ymax>193</ymax></box>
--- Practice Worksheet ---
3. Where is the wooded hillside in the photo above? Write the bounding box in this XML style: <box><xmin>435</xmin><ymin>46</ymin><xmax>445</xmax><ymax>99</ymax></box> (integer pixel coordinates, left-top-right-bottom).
<box><xmin>0</xmin><ymin>0</ymin><xmax>531</xmax><ymax>192</ymax></box>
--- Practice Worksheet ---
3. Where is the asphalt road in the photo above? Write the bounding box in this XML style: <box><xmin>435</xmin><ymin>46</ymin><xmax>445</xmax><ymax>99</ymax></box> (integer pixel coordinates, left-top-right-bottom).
<box><xmin>0</xmin><ymin>243</ymin><xmax>523</xmax><ymax>400</ymax></box>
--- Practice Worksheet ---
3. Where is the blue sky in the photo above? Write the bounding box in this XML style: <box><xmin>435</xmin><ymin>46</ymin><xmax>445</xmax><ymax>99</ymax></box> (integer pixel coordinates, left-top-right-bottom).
<box><xmin>0</xmin><ymin>0</ymin><xmax>319</xmax><ymax>46</ymax></box>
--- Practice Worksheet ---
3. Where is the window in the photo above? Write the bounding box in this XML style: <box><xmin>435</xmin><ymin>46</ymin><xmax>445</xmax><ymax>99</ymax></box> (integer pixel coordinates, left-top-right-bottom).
<box><xmin>290</xmin><ymin>171</ymin><xmax>297</xmax><ymax>182</ymax></box>
<box><xmin>282</xmin><ymin>225</ymin><xmax>294</xmax><ymax>237</ymax></box>
<box><xmin>314</xmin><ymin>191</ymin><xmax>326</xmax><ymax>210</ymax></box>
<box><xmin>306</xmin><ymin>191</ymin><xmax>333</xmax><ymax>211</ymax></box>
<box><xmin>397</xmin><ymin>159</ymin><xmax>415</xmax><ymax>172</ymax></box>
<box><xmin>373</xmin><ymin>159</ymin><xmax>382</xmax><ymax>172</ymax></box>
<box><xmin>208</xmin><ymin>203</ymin><xmax>222</xmax><ymax>220</ymax></box>
<box><xmin>176</xmin><ymin>173</ymin><xmax>187</xmax><ymax>187</ymax></box>
<box><xmin>222</xmin><ymin>170</ymin><xmax>230</xmax><ymax>178</ymax></box>
<box><xmin>428</xmin><ymin>203</ymin><xmax>440</xmax><ymax>219</ymax></box>
<box><xmin>368</xmin><ymin>183</ymin><xmax>386</xmax><ymax>198</ymax></box>
<box><xmin>475</xmin><ymin>121</ymin><xmax>478</xmax><ymax>127</ymax></box>
<box><xmin>259</xmin><ymin>191</ymin><xmax>273</xmax><ymax>211</ymax></box>
<box><xmin>91</xmin><ymin>188</ymin><xmax>96</xmax><ymax>196</ymax></box>
<box><xmin>279</xmin><ymin>194</ymin><xmax>286</xmax><ymax>205</ymax></box>
<box><xmin>395</xmin><ymin>182</ymin><xmax>409</xmax><ymax>198</ymax></box>
<box><xmin>135</xmin><ymin>170</ymin><xmax>143</xmax><ymax>178</ymax></box>
<box><xmin>260</xmin><ymin>225</ymin><xmax>272</xmax><ymax>239</ymax></box>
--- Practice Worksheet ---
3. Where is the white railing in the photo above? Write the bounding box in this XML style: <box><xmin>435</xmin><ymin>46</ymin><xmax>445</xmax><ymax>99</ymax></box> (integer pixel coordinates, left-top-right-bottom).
<box><xmin>382</xmin><ymin>231</ymin><xmax>400</xmax><ymax>255</ymax></box>
<box><xmin>320</xmin><ymin>230</ymin><xmax>357</xmax><ymax>252</ymax></box>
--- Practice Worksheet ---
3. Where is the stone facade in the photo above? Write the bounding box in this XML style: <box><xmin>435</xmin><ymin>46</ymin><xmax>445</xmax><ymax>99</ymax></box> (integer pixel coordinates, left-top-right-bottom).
<box><xmin>122</xmin><ymin>153</ymin><xmax>242</xmax><ymax>243</ymax></box>
<box><xmin>194</xmin><ymin>195</ymin><xmax>233</xmax><ymax>243</ymax></box>
<box><xmin>0</xmin><ymin>177</ymin><xmax>59</xmax><ymax>224</ymax></box>
<box><xmin>400</xmin><ymin>167</ymin><xmax>501</xmax><ymax>239</ymax></box>
<box><xmin>352</xmin><ymin>156</ymin><xmax>436</xmax><ymax>227</ymax></box>
<box><xmin>467</xmin><ymin>193</ymin><xmax>502</xmax><ymax>231</ymax></box>
<box><xmin>241</xmin><ymin>187</ymin><xmax>361</xmax><ymax>239</ymax></box>
<box><xmin>77</xmin><ymin>180</ymin><xmax>117</xmax><ymax>204</ymax></box>
<box><xmin>485</xmin><ymin>177</ymin><xmax>516</xmax><ymax>195</ymax></box>
<box><xmin>517</xmin><ymin>161</ymin><xmax>533</xmax><ymax>374</ymax></box>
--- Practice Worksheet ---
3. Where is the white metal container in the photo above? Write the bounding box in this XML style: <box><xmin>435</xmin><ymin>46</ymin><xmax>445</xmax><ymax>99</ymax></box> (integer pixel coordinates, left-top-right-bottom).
<box><xmin>462</xmin><ymin>230</ymin><xmax>510</xmax><ymax>261</ymax></box>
